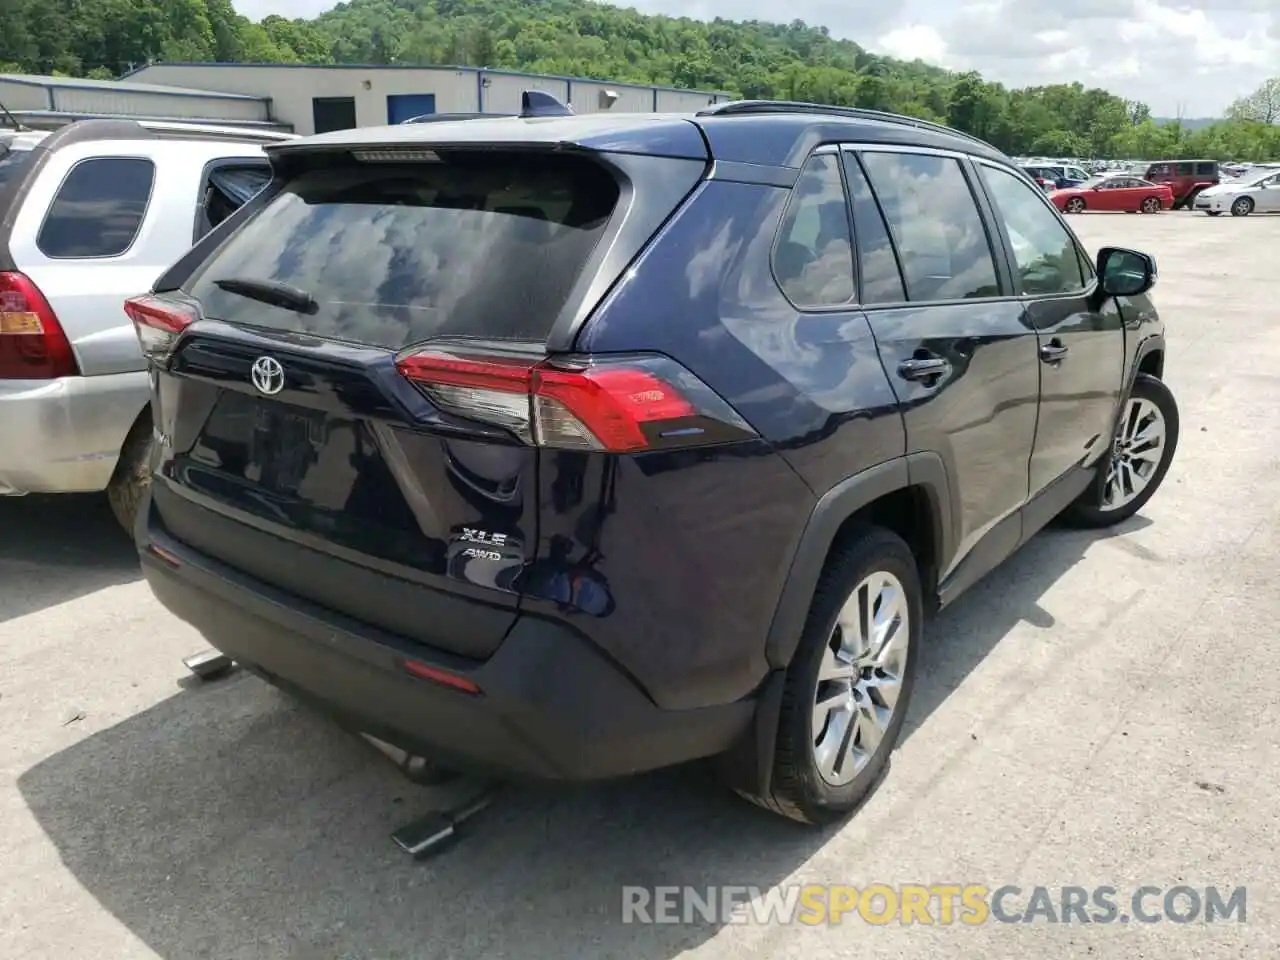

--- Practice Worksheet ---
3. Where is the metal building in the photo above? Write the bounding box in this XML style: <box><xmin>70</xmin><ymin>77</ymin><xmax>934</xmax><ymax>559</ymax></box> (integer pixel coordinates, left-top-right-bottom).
<box><xmin>0</xmin><ymin>73</ymin><xmax>287</xmax><ymax>131</ymax></box>
<box><xmin>124</xmin><ymin>63</ymin><xmax>733</xmax><ymax>135</ymax></box>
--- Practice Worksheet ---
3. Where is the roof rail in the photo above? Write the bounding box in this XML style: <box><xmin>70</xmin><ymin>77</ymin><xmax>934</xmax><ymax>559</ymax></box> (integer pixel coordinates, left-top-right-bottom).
<box><xmin>401</xmin><ymin>112</ymin><xmax>509</xmax><ymax>124</ymax></box>
<box><xmin>696</xmin><ymin>100</ymin><xmax>993</xmax><ymax>150</ymax></box>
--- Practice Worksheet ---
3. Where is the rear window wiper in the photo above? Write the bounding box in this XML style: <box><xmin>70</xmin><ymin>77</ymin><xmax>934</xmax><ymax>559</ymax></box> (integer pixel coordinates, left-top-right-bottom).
<box><xmin>212</xmin><ymin>277</ymin><xmax>318</xmax><ymax>314</ymax></box>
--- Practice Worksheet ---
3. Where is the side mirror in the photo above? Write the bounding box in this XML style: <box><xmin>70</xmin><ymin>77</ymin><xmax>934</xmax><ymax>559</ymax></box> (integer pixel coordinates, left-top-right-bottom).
<box><xmin>1098</xmin><ymin>246</ymin><xmax>1157</xmax><ymax>297</ymax></box>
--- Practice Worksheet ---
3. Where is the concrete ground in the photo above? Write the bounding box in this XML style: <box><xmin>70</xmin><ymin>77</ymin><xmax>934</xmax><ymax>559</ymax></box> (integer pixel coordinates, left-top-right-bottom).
<box><xmin>3</xmin><ymin>210</ymin><xmax>1278</xmax><ymax>959</ymax></box>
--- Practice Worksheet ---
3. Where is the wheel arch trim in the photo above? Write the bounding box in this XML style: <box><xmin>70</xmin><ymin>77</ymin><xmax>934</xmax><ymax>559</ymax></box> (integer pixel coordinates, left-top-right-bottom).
<box><xmin>764</xmin><ymin>452</ymin><xmax>955</xmax><ymax>670</ymax></box>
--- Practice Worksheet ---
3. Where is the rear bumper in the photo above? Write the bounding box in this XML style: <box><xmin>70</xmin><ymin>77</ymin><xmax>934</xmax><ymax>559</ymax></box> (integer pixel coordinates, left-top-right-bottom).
<box><xmin>138</xmin><ymin>507</ymin><xmax>755</xmax><ymax>781</ymax></box>
<box><xmin>0</xmin><ymin>372</ymin><xmax>148</xmax><ymax>495</ymax></box>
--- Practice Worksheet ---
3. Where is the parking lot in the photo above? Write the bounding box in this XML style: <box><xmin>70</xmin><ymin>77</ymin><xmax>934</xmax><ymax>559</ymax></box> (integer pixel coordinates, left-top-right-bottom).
<box><xmin>3</xmin><ymin>210</ymin><xmax>1279</xmax><ymax>959</ymax></box>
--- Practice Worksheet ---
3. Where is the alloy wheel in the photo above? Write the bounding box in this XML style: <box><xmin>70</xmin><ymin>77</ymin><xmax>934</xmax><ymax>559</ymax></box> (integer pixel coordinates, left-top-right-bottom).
<box><xmin>1066</xmin><ymin>198</ymin><xmax>1084</xmax><ymax>213</ymax></box>
<box><xmin>812</xmin><ymin>571</ymin><xmax>910</xmax><ymax>786</ymax></box>
<box><xmin>1232</xmin><ymin>197</ymin><xmax>1253</xmax><ymax>216</ymax></box>
<box><xmin>1141</xmin><ymin>198</ymin><xmax>1160</xmax><ymax>213</ymax></box>
<box><xmin>1101</xmin><ymin>397</ymin><xmax>1167</xmax><ymax>511</ymax></box>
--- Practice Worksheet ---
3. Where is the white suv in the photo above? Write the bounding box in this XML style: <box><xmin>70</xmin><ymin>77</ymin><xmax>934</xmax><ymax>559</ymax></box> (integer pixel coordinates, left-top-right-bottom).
<box><xmin>0</xmin><ymin>119</ymin><xmax>283</xmax><ymax>529</ymax></box>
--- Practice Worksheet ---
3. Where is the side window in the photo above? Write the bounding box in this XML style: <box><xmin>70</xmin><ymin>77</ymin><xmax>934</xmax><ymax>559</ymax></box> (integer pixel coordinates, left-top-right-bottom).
<box><xmin>859</xmin><ymin>151</ymin><xmax>1000</xmax><ymax>302</ymax></box>
<box><xmin>977</xmin><ymin>164</ymin><xmax>1085</xmax><ymax>296</ymax></box>
<box><xmin>1069</xmin><ymin>168</ymin><xmax>1088</xmax><ymax>182</ymax></box>
<box><xmin>37</xmin><ymin>157</ymin><xmax>155</xmax><ymax>259</ymax></box>
<box><xmin>1195</xmin><ymin>162</ymin><xmax>1216</xmax><ymax>176</ymax></box>
<box><xmin>841</xmin><ymin>153</ymin><xmax>906</xmax><ymax>304</ymax></box>
<box><xmin>772</xmin><ymin>153</ymin><xmax>855</xmax><ymax>308</ymax></box>
<box><xmin>1077</xmin><ymin>247</ymin><xmax>1096</xmax><ymax>283</ymax></box>
<box><xmin>195</xmin><ymin>162</ymin><xmax>272</xmax><ymax>240</ymax></box>
<box><xmin>1177</xmin><ymin>162</ymin><xmax>1193</xmax><ymax>176</ymax></box>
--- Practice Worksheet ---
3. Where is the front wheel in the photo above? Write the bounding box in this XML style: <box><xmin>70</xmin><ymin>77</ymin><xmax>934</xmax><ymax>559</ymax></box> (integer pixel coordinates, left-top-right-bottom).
<box><xmin>1064</xmin><ymin>197</ymin><xmax>1086</xmax><ymax>214</ymax></box>
<box><xmin>737</xmin><ymin>527</ymin><xmax>921</xmax><ymax>824</ymax></box>
<box><xmin>1062</xmin><ymin>374</ymin><xmax>1179</xmax><ymax>528</ymax></box>
<box><xmin>1231</xmin><ymin>196</ymin><xmax>1254</xmax><ymax>217</ymax></box>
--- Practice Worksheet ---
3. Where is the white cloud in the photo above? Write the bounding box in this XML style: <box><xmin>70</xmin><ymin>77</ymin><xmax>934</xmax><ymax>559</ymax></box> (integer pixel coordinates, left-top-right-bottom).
<box><xmin>231</xmin><ymin>0</ymin><xmax>1279</xmax><ymax>116</ymax></box>
<box><xmin>877</xmin><ymin>0</ymin><xmax>1278</xmax><ymax>114</ymax></box>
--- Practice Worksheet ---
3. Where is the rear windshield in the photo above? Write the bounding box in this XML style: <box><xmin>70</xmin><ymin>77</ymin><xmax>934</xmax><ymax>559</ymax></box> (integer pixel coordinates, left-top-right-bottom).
<box><xmin>0</xmin><ymin>147</ymin><xmax>36</xmax><ymax>193</ymax></box>
<box><xmin>185</xmin><ymin>152</ymin><xmax>620</xmax><ymax>349</ymax></box>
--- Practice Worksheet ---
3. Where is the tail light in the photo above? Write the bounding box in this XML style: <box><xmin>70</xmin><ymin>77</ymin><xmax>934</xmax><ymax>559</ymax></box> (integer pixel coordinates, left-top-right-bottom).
<box><xmin>396</xmin><ymin>348</ymin><xmax>757</xmax><ymax>453</ymax></box>
<box><xmin>124</xmin><ymin>294</ymin><xmax>198</xmax><ymax>360</ymax></box>
<box><xmin>0</xmin><ymin>271</ymin><xmax>78</xmax><ymax>379</ymax></box>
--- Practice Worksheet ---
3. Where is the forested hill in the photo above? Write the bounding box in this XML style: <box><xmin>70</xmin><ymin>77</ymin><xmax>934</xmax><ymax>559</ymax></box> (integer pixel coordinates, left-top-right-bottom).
<box><xmin>0</xmin><ymin>0</ymin><xmax>1277</xmax><ymax>160</ymax></box>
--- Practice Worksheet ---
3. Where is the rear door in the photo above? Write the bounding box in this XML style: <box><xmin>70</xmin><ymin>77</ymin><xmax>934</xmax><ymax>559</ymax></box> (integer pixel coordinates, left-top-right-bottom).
<box><xmin>972</xmin><ymin>160</ymin><xmax>1124</xmax><ymax>497</ymax></box>
<box><xmin>848</xmin><ymin>147</ymin><xmax>1040</xmax><ymax>579</ymax></box>
<box><xmin>145</xmin><ymin>149</ymin><xmax>629</xmax><ymax>658</ymax></box>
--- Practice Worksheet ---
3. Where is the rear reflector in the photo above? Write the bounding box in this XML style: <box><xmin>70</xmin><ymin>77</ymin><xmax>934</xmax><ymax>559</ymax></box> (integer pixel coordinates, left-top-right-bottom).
<box><xmin>124</xmin><ymin>294</ymin><xmax>199</xmax><ymax>360</ymax></box>
<box><xmin>401</xmin><ymin>659</ymin><xmax>483</xmax><ymax>695</ymax></box>
<box><xmin>0</xmin><ymin>271</ymin><xmax>78</xmax><ymax>379</ymax></box>
<box><xmin>396</xmin><ymin>348</ymin><xmax>755</xmax><ymax>453</ymax></box>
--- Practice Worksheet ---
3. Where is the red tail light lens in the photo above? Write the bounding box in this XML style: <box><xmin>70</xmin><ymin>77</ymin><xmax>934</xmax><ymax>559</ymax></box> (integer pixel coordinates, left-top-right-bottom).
<box><xmin>395</xmin><ymin>348</ymin><xmax>755</xmax><ymax>453</ymax></box>
<box><xmin>124</xmin><ymin>294</ymin><xmax>199</xmax><ymax>360</ymax></box>
<box><xmin>0</xmin><ymin>271</ymin><xmax>78</xmax><ymax>379</ymax></box>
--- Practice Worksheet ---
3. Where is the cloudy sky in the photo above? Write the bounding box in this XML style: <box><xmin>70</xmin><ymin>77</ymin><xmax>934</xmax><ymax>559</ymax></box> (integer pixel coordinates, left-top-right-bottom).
<box><xmin>232</xmin><ymin>0</ymin><xmax>1277</xmax><ymax>117</ymax></box>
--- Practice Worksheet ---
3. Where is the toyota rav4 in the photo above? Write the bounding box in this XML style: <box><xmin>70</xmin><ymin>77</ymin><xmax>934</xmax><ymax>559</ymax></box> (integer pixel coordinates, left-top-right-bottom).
<box><xmin>130</xmin><ymin>100</ymin><xmax>1178</xmax><ymax>825</ymax></box>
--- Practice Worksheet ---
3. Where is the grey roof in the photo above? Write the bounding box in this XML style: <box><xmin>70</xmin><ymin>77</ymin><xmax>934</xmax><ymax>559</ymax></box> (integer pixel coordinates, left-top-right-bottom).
<box><xmin>0</xmin><ymin>73</ymin><xmax>268</xmax><ymax>101</ymax></box>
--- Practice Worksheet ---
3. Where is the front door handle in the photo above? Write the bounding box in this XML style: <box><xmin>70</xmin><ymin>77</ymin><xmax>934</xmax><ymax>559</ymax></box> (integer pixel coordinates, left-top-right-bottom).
<box><xmin>1040</xmin><ymin>340</ymin><xmax>1069</xmax><ymax>364</ymax></box>
<box><xmin>897</xmin><ymin>356</ymin><xmax>951</xmax><ymax>382</ymax></box>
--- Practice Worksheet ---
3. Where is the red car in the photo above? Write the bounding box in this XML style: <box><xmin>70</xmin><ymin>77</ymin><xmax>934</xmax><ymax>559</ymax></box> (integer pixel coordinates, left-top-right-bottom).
<box><xmin>1050</xmin><ymin>175</ymin><xmax>1175</xmax><ymax>214</ymax></box>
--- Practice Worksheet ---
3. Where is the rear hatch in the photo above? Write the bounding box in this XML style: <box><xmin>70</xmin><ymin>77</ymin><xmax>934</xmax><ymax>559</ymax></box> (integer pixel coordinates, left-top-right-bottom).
<box><xmin>137</xmin><ymin>142</ymin><xmax>704</xmax><ymax>659</ymax></box>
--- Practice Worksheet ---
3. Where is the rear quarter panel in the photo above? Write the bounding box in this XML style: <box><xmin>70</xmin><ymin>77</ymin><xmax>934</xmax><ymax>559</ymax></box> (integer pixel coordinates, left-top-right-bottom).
<box><xmin>546</xmin><ymin>178</ymin><xmax>903</xmax><ymax>710</ymax></box>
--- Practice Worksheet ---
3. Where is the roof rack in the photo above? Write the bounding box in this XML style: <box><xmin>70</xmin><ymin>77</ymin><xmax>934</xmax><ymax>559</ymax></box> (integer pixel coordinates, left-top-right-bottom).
<box><xmin>696</xmin><ymin>100</ymin><xmax>993</xmax><ymax>150</ymax></box>
<box><xmin>0</xmin><ymin>110</ymin><xmax>295</xmax><ymax>142</ymax></box>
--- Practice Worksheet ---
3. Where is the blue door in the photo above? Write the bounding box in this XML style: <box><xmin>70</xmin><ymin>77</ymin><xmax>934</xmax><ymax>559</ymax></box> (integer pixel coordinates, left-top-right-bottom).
<box><xmin>386</xmin><ymin>93</ymin><xmax>437</xmax><ymax>124</ymax></box>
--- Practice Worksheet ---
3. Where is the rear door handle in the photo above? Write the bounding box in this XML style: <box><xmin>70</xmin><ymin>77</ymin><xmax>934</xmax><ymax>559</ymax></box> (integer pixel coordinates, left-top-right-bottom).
<box><xmin>1040</xmin><ymin>341</ymin><xmax>1069</xmax><ymax>364</ymax></box>
<box><xmin>897</xmin><ymin>356</ymin><xmax>951</xmax><ymax>382</ymax></box>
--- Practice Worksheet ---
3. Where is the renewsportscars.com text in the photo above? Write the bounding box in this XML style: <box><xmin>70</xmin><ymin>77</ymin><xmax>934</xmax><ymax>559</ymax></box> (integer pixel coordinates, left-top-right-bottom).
<box><xmin>621</xmin><ymin>884</ymin><xmax>1247</xmax><ymax>926</ymax></box>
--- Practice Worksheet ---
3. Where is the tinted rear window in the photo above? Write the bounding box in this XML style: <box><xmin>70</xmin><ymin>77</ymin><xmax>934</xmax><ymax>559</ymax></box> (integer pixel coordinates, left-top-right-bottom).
<box><xmin>0</xmin><ymin>147</ymin><xmax>36</xmax><ymax>193</ymax></box>
<box><xmin>186</xmin><ymin>152</ymin><xmax>620</xmax><ymax>349</ymax></box>
<box><xmin>37</xmin><ymin>156</ymin><xmax>155</xmax><ymax>258</ymax></box>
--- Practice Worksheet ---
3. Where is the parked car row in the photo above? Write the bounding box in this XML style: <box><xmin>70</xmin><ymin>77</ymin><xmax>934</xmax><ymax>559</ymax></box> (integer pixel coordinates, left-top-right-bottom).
<box><xmin>0</xmin><ymin>118</ymin><xmax>286</xmax><ymax>528</ymax></box>
<box><xmin>1018</xmin><ymin>157</ymin><xmax>1280</xmax><ymax>217</ymax></box>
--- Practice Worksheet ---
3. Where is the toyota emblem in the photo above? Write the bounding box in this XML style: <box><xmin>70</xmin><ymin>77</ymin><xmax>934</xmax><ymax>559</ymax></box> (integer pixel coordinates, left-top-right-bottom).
<box><xmin>250</xmin><ymin>356</ymin><xmax>285</xmax><ymax>396</ymax></box>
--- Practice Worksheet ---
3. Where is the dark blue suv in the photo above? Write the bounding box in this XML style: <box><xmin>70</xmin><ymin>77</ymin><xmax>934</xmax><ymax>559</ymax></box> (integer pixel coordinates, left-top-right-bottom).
<box><xmin>128</xmin><ymin>100</ymin><xmax>1179</xmax><ymax>825</ymax></box>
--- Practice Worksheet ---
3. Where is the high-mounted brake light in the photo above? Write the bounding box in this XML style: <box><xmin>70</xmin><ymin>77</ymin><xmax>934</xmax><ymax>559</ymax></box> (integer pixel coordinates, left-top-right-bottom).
<box><xmin>395</xmin><ymin>348</ymin><xmax>756</xmax><ymax>453</ymax></box>
<box><xmin>0</xmin><ymin>271</ymin><xmax>78</xmax><ymax>379</ymax></box>
<box><xmin>124</xmin><ymin>294</ymin><xmax>199</xmax><ymax>360</ymax></box>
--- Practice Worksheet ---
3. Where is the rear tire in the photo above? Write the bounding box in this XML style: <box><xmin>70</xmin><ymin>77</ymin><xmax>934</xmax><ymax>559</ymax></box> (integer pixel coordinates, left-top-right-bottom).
<box><xmin>106</xmin><ymin>411</ymin><xmax>153</xmax><ymax>536</ymax></box>
<box><xmin>1140</xmin><ymin>196</ymin><xmax>1161</xmax><ymax>214</ymax></box>
<box><xmin>737</xmin><ymin>527</ymin><xmax>921</xmax><ymax>824</ymax></box>
<box><xmin>1062</xmin><ymin>374</ymin><xmax>1179</xmax><ymax>529</ymax></box>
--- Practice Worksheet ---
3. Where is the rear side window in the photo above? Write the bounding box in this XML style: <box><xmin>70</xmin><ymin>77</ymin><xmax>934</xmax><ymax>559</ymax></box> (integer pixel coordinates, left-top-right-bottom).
<box><xmin>860</xmin><ymin>151</ymin><xmax>1000</xmax><ymax>302</ymax></box>
<box><xmin>772</xmin><ymin>154</ymin><xmax>855</xmax><ymax>308</ymax></box>
<box><xmin>1176</xmin><ymin>163</ymin><xmax>1193</xmax><ymax>176</ymax></box>
<box><xmin>37</xmin><ymin>157</ymin><xmax>155</xmax><ymax>259</ymax></box>
<box><xmin>1195</xmin><ymin>162</ymin><xmax>1216</xmax><ymax>176</ymax></box>
<box><xmin>186</xmin><ymin>152</ymin><xmax>619</xmax><ymax>349</ymax></box>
